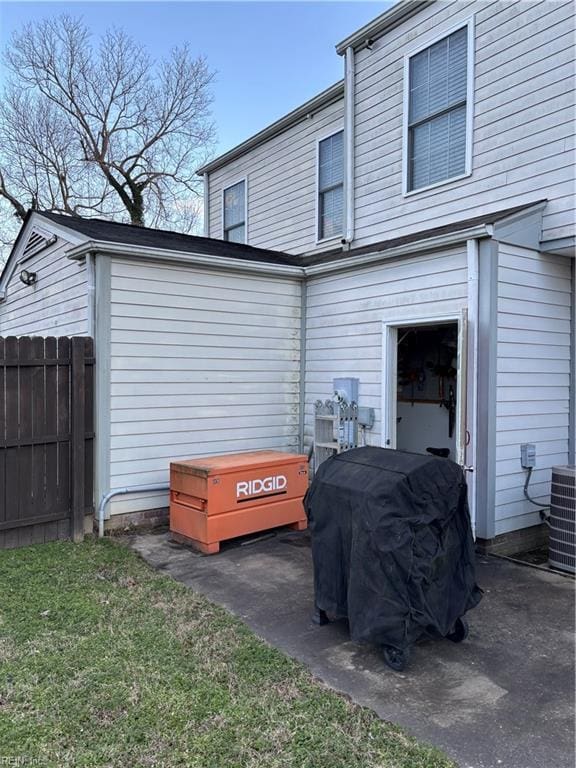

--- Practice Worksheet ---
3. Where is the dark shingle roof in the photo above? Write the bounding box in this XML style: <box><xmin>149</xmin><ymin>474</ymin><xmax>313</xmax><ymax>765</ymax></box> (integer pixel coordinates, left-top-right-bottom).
<box><xmin>36</xmin><ymin>211</ymin><xmax>297</xmax><ymax>266</ymax></box>
<box><xmin>298</xmin><ymin>201</ymin><xmax>547</xmax><ymax>267</ymax></box>
<box><xmin>35</xmin><ymin>200</ymin><xmax>546</xmax><ymax>269</ymax></box>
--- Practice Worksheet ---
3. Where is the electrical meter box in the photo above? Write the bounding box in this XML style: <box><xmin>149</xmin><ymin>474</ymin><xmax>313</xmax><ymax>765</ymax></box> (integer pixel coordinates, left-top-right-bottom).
<box><xmin>170</xmin><ymin>450</ymin><xmax>309</xmax><ymax>554</ymax></box>
<box><xmin>520</xmin><ymin>443</ymin><xmax>536</xmax><ymax>468</ymax></box>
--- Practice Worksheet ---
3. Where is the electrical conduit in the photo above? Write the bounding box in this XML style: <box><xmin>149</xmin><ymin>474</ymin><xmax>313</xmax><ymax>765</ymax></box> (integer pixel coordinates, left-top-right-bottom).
<box><xmin>97</xmin><ymin>484</ymin><xmax>170</xmax><ymax>538</ymax></box>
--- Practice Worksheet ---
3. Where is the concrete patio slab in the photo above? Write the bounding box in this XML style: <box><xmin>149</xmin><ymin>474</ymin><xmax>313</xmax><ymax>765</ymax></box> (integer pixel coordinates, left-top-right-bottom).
<box><xmin>127</xmin><ymin>528</ymin><xmax>575</xmax><ymax>768</ymax></box>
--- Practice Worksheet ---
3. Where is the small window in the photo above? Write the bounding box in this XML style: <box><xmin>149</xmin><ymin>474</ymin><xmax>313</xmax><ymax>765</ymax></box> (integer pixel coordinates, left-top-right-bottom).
<box><xmin>407</xmin><ymin>25</ymin><xmax>469</xmax><ymax>192</ymax></box>
<box><xmin>318</xmin><ymin>131</ymin><xmax>344</xmax><ymax>240</ymax></box>
<box><xmin>223</xmin><ymin>180</ymin><xmax>246</xmax><ymax>243</ymax></box>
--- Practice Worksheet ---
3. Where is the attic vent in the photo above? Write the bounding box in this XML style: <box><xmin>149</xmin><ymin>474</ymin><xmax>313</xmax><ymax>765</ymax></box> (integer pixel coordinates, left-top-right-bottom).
<box><xmin>22</xmin><ymin>228</ymin><xmax>57</xmax><ymax>259</ymax></box>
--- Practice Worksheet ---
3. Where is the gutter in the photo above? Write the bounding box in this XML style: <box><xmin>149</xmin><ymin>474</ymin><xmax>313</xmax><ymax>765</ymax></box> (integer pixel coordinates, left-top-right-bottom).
<box><xmin>66</xmin><ymin>240</ymin><xmax>305</xmax><ymax>280</ymax></box>
<box><xmin>335</xmin><ymin>0</ymin><xmax>434</xmax><ymax>54</ymax></box>
<box><xmin>197</xmin><ymin>81</ymin><xmax>344</xmax><ymax>176</ymax></box>
<box><xmin>65</xmin><ymin>225</ymin><xmax>494</xmax><ymax>282</ymax></box>
<box><xmin>304</xmin><ymin>224</ymin><xmax>492</xmax><ymax>277</ymax></box>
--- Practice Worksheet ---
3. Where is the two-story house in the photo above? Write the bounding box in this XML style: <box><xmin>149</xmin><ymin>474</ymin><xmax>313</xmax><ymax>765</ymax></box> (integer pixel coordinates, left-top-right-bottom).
<box><xmin>0</xmin><ymin>0</ymin><xmax>573</xmax><ymax>553</ymax></box>
<box><xmin>197</xmin><ymin>0</ymin><xmax>575</xmax><ymax>551</ymax></box>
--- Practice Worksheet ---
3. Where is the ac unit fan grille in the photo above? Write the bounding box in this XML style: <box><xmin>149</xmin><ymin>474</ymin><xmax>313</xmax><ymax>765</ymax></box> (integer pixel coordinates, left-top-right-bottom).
<box><xmin>549</xmin><ymin>465</ymin><xmax>575</xmax><ymax>574</ymax></box>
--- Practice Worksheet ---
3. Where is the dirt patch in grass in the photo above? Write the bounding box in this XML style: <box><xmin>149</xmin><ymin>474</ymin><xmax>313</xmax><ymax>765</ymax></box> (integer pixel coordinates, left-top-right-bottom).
<box><xmin>0</xmin><ymin>539</ymin><xmax>455</xmax><ymax>768</ymax></box>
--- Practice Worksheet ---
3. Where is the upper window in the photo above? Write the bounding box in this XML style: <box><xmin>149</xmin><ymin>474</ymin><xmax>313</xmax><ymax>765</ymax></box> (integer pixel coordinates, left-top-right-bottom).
<box><xmin>223</xmin><ymin>180</ymin><xmax>246</xmax><ymax>243</ymax></box>
<box><xmin>407</xmin><ymin>24</ymin><xmax>470</xmax><ymax>193</ymax></box>
<box><xmin>318</xmin><ymin>131</ymin><xmax>344</xmax><ymax>240</ymax></box>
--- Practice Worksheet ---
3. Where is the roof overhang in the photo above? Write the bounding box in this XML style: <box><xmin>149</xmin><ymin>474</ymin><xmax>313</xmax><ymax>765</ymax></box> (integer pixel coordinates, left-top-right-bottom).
<box><xmin>2</xmin><ymin>201</ymin><xmax>554</xmax><ymax>301</ymax></box>
<box><xmin>196</xmin><ymin>80</ymin><xmax>344</xmax><ymax>176</ymax></box>
<box><xmin>303</xmin><ymin>223</ymin><xmax>492</xmax><ymax>277</ymax></box>
<box><xmin>66</xmin><ymin>240</ymin><xmax>306</xmax><ymax>280</ymax></box>
<box><xmin>66</xmin><ymin>223</ymin><xmax>499</xmax><ymax>281</ymax></box>
<box><xmin>336</xmin><ymin>0</ymin><xmax>435</xmax><ymax>55</ymax></box>
<box><xmin>65</xmin><ymin>202</ymin><xmax>550</xmax><ymax>278</ymax></box>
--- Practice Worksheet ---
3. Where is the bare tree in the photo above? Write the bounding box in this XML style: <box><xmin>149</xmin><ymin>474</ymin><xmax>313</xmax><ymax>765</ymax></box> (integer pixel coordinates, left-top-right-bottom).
<box><xmin>0</xmin><ymin>15</ymin><xmax>215</xmax><ymax>233</ymax></box>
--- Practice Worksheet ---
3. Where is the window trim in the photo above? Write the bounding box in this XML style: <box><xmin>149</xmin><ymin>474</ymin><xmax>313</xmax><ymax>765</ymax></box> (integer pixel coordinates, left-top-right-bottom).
<box><xmin>222</xmin><ymin>176</ymin><xmax>248</xmax><ymax>243</ymax></box>
<box><xmin>315</xmin><ymin>128</ymin><xmax>345</xmax><ymax>245</ymax></box>
<box><xmin>402</xmin><ymin>16</ymin><xmax>475</xmax><ymax>197</ymax></box>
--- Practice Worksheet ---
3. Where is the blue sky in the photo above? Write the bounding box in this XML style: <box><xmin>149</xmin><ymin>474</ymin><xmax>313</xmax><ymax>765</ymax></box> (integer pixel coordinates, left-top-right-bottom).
<box><xmin>0</xmin><ymin>1</ymin><xmax>390</xmax><ymax>156</ymax></box>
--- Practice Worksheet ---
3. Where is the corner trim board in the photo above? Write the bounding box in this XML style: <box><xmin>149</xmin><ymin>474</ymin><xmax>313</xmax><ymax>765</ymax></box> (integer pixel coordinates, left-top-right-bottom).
<box><xmin>94</xmin><ymin>254</ymin><xmax>112</xmax><ymax>519</ymax></box>
<box><xmin>569</xmin><ymin>258</ymin><xmax>575</xmax><ymax>465</ymax></box>
<box><xmin>475</xmin><ymin>238</ymin><xmax>498</xmax><ymax>539</ymax></box>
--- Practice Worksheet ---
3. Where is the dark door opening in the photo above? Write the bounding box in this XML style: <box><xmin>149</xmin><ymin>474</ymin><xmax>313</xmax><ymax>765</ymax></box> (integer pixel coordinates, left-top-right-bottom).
<box><xmin>396</xmin><ymin>322</ymin><xmax>458</xmax><ymax>459</ymax></box>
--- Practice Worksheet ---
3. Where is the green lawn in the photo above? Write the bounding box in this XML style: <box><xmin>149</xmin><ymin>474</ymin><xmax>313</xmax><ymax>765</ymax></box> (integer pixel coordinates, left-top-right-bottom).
<box><xmin>0</xmin><ymin>539</ymin><xmax>455</xmax><ymax>768</ymax></box>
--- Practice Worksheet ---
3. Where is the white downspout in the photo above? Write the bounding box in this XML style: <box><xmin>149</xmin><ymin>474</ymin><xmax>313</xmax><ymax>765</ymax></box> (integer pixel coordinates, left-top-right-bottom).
<box><xmin>203</xmin><ymin>173</ymin><xmax>210</xmax><ymax>237</ymax></box>
<box><xmin>86</xmin><ymin>252</ymin><xmax>95</xmax><ymax>339</ymax></box>
<box><xmin>466</xmin><ymin>238</ymin><xmax>480</xmax><ymax>538</ymax></box>
<box><xmin>343</xmin><ymin>46</ymin><xmax>355</xmax><ymax>247</ymax></box>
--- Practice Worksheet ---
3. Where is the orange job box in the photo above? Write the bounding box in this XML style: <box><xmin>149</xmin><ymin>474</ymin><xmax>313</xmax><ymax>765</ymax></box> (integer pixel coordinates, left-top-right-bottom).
<box><xmin>170</xmin><ymin>450</ymin><xmax>309</xmax><ymax>554</ymax></box>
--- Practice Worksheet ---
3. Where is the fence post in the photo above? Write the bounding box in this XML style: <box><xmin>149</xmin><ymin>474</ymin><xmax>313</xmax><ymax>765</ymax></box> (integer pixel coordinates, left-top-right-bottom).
<box><xmin>71</xmin><ymin>337</ymin><xmax>85</xmax><ymax>543</ymax></box>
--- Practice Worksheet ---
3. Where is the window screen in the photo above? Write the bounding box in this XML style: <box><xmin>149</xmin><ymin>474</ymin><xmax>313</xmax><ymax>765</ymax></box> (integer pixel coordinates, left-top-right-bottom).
<box><xmin>408</xmin><ymin>26</ymin><xmax>468</xmax><ymax>191</ymax></box>
<box><xmin>223</xmin><ymin>180</ymin><xmax>246</xmax><ymax>243</ymax></box>
<box><xmin>318</xmin><ymin>131</ymin><xmax>344</xmax><ymax>239</ymax></box>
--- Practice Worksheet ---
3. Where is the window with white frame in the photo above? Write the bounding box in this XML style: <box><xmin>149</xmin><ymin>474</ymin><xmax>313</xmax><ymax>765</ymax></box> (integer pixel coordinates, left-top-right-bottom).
<box><xmin>223</xmin><ymin>180</ymin><xmax>246</xmax><ymax>243</ymax></box>
<box><xmin>407</xmin><ymin>24</ymin><xmax>470</xmax><ymax>192</ymax></box>
<box><xmin>318</xmin><ymin>131</ymin><xmax>344</xmax><ymax>240</ymax></box>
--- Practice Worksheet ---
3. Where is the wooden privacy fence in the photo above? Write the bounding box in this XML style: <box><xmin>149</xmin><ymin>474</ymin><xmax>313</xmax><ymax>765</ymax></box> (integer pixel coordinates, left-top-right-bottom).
<box><xmin>0</xmin><ymin>337</ymin><xmax>94</xmax><ymax>548</ymax></box>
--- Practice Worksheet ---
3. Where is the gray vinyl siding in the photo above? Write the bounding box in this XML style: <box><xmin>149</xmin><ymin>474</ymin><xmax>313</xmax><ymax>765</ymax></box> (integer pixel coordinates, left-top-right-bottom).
<box><xmin>304</xmin><ymin>247</ymin><xmax>468</xmax><ymax>447</ymax></box>
<box><xmin>208</xmin><ymin>98</ymin><xmax>344</xmax><ymax>255</ymax></box>
<box><xmin>107</xmin><ymin>258</ymin><xmax>301</xmax><ymax>516</ymax></box>
<box><xmin>0</xmin><ymin>238</ymin><xmax>88</xmax><ymax>336</ymax></box>
<box><xmin>353</xmin><ymin>0</ymin><xmax>575</xmax><ymax>249</ymax></box>
<box><xmin>494</xmin><ymin>242</ymin><xmax>573</xmax><ymax>535</ymax></box>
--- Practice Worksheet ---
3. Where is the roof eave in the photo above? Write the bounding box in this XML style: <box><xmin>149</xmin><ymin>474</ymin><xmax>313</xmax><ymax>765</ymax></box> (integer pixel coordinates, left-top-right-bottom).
<box><xmin>196</xmin><ymin>80</ymin><xmax>344</xmax><ymax>176</ymax></box>
<box><xmin>66</xmin><ymin>240</ymin><xmax>305</xmax><ymax>279</ymax></box>
<box><xmin>335</xmin><ymin>0</ymin><xmax>435</xmax><ymax>55</ymax></box>
<box><xmin>303</xmin><ymin>224</ymin><xmax>491</xmax><ymax>276</ymax></box>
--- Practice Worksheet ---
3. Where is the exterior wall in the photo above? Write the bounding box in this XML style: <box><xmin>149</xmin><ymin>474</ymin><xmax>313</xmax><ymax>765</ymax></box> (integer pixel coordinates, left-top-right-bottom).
<box><xmin>494</xmin><ymin>242</ymin><xmax>573</xmax><ymax>536</ymax></box>
<box><xmin>207</xmin><ymin>97</ymin><xmax>344</xmax><ymax>254</ymax></box>
<box><xmin>304</xmin><ymin>246</ymin><xmax>468</xmax><ymax>447</ymax></box>
<box><xmin>0</xmin><ymin>238</ymin><xmax>88</xmax><ymax>336</ymax></box>
<box><xmin>107</xmin><ymin>257</ymin><xmax>302</xmax><ymax>516</ymax></box>
<box><xmin>205</xmin><ymin>0</ymin><xmax>574</xmax><ymax>256</ymax></box>
<box><xmin>352</xmin><ymin>0</ymin><xmax>575</xmax><ymax>249</ymax></box>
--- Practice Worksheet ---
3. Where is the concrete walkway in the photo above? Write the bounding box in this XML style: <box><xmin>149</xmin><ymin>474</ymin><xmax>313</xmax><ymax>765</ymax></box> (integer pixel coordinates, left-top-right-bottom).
<box><xmin>127</xmin><ymin>529</ymin><xmax>575</xmax><ymax>768</ymax></box>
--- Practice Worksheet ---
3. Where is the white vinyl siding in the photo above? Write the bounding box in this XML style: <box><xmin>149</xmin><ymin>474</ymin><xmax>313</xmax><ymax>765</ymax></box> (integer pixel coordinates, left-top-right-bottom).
<box><xmin>353</xmin><ymin>0</ymin><xmax>574</xmax><ymax>249</ymax></box>
<box><xmin>494</xmin><ymin>243</ymin><xmax>572</xmax><ymax>535</ymax></box>
<box><xmin>304</xmin><ymin>247</ymin><xmax>468</xmax><ymax>448</ymax></box>
<box><xmin>208</xmin><ymin>97</ymin><xmax>344</xmax><ymax>255</ymax></box>
<box><xmin>407</xmin><ymin>24</ymin><xmax>469</xmax><ymax>192</ymax></box>
<box><xmin>318</xmin><ymin>131</ymin><xmax>344</xmax><ymax>240</ymax></box>
<box><xmin>0</xmin><ymin>237</ymin><xmax>88</xmax><ymax>336</ymax></box>
<box><xmin>108</xmin><ymin>258</ymin><xmax>301</xmax><ymax>515</ymax></box>
<box><xmin>223</xmin><ymin>180</ymin><xmax>246</xmax><ymax>243</ymax></box>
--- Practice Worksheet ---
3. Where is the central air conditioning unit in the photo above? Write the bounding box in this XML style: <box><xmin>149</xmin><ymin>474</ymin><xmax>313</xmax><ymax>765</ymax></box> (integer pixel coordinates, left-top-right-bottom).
<box><xmin>548</xmin><ymin>465</ymin><xmax>576</xmax><ymax>574</ymax></box>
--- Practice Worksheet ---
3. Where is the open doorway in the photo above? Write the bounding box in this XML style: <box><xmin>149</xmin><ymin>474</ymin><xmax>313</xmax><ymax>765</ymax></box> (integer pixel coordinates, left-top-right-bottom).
<box><xmin>395</xmin><ymin>322</ymin><xmax>459</xmax><ymax>460</ymax></box>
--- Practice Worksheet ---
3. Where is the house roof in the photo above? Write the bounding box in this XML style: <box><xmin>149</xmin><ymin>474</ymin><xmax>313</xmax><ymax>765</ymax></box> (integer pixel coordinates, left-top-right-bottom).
<box><xmin>196</xmin><ymin>80</ymin><xmax>344</xmax><ymax>176</ymax></box>
<box><xmin>299</xmin><ymin>201</ymin><xmax>548</xmax><ymax>266</ymax></box>
<box><xmin>335</xmin><ymin>0</ymin><xmax>435</xmax><ymax>55</ymax></box>
<box><xmin>41</xmin><ymin>201</ymin><xmax>546</xmax><ymax>271</ymax></box>
<box><xmin>1</xmin><ymin>201</ymin><xmax>548</xmax><ymax>299</ymax></box>
<box><xmin>35</xmin><ymin>211</ymin><xmax>297</xmax><ymax>266</ymax></box>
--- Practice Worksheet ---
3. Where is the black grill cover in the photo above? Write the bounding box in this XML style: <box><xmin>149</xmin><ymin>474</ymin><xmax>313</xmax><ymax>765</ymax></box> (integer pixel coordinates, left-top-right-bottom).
<box><xmin>305</xmin><ymin>447</ymin><xmax>482</xmax><ymax>651</ymax></box>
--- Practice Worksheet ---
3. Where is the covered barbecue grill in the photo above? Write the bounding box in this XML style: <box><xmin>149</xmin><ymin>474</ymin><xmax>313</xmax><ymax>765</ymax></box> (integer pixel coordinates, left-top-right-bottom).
<box><xmin>305</xmin><ymin>446</ymin><xmax>482</xmax><ymax>670</ymax></box>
